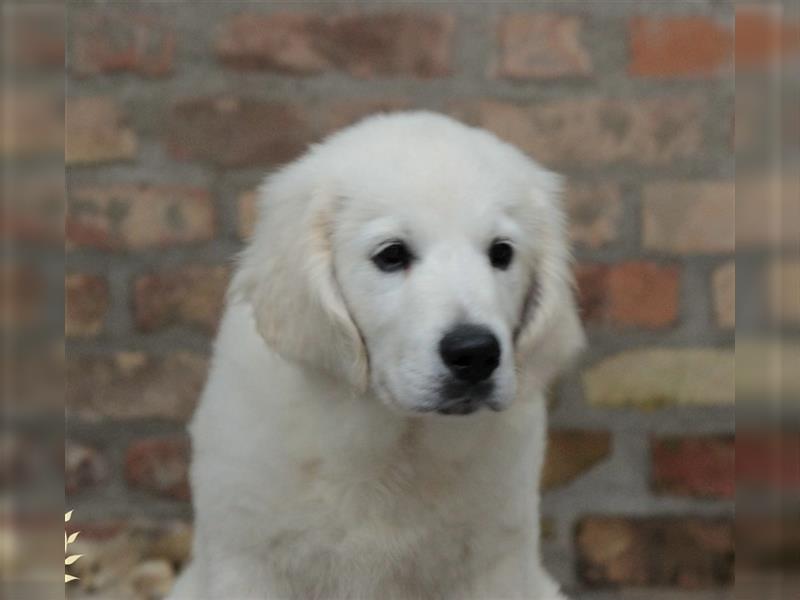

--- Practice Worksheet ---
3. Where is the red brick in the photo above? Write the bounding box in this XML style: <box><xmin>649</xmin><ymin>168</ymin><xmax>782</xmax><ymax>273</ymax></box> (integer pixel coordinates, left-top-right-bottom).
<box><xmin>67</xmin><ymin>184</ymin><xmax>214</xmax><ymax>251</ymax></box>
<box><xmin>495</xmin><ymin>14</ymin><xmax>591</xmax><ymax>79</ymax></box>
<box><xmin>606</xmin><ymin>262</ymin><xmax>680</xmax><ymax>328</ymax></box>
<box><xmin>216</xmin><ymin>13</ymin><xmax>327</xmax><ymax>74</ymax></box>
<box><xmin>66</xmin><ymin>96</ymin><xmax>137</xmax><ymax>165</ymax></box>
<box><xmin>216</xmin><ymin>12</ymin><xmax>454</xmax><ymax>78</ymax></box>
<box><xmin>0</xmin><ymin>175</ymin><xmax>65</xmax><ymax>243</ymax></box>
<box><xmin>576</xmin><ymin>261</ymin><xmax>680</xmax><ymax>328</ymax></box>
<box><xmin>736</xmin><ymin>7</ymin><xmax>800</xmax><ymax>70</ymax></box>
<box><xmin>72</xmin><ymin>10</ymin><xmax>175</xmax><ymax>77</ymax></box>
<box><xmin>577</xmin><ymin>517</ymin><xmax>734</xmax><ymax>588</ymax></box>
<box><xmin>542</xmin><ymin>431</ymin><xmax>611</xmax><ymax>490</ymax></box>
<box><xmin>5</xmin><ymin>5</ymin><xmax>65</xmax><ymax>70</ymax></box>
<box><xmin>652</xmin><ymin>436</ymin><xmax>735</xmax><ymax>498</ymax></box>
<box><xmin>454</xmin><ymin>97</ymin><xmax>703</xmax><ymax>167</ymax></box>
<box><xmin>737</xmin><ymin>431</ymin><xmax>800</xmax><ymax>491</ymax></box>
<box><xmin>565</xmin><ymin>183</ymin><xmax>623</xmax><ymax>249</ymax></box>
<box><xmin>574</xmin><ymin>264</ymin><xmax>609</xmax><ymax>324</ymax></box>
<box><xmin>67</xmin><ymin>352</ymin><xmax>208</xmax><ymax>422</ymax></box>
<box><xmin>65</xmin><ymin>440</ymin><xmax>109</xmax><ymax>495</ymax></box>
<box><xmin>0</xmin><ymin>432</ymin><xmax>36</xmax><ymax>488</ymax></box>
<box><xmin>134</xmin><ymin>265</ymin><xmax>230</xmax><ymax>333</ymax></box>
<box><xmin>326</xmin><ymin>13</ymin><xmax>454</xmax><ymax>78</ymax></box>
<box><xmin>629</xmin><ymin>16</ymin><xmax>733</xmax><ymax>77</ymax></box>
<box><xmin>168</xmin><ymin>97</ymin><xmax>313</xmax><ymax>167</ymax></box>
<box><xmin>642</xmin><ymin>181</ymin><xmax>734</xmax><ymax>254</ymax></box>
<box><xmin>736</xmin><ymin>517</ymin><xmax>800</xmax><ymax>578</ymax></box>
<box><xmin>0</xmin><ymin>263</ymin><xmax>44</xmax><ymax>331</ymax></box>
<box><xmin>125</xmin><ymin>436</ymin><xmax>190</xmax><ymax>501</ymax></box>
<box><xmin>65</xmin><ymin>274</ymin><xmax>109</xmax><ymax>337</ymax></box>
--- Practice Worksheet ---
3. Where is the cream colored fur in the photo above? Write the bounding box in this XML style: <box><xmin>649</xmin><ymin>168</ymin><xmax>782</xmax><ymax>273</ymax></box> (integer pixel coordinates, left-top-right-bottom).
<box><xmin>169</xmin><ymin>112</ymin><xmax>584</xmax><ymax>600</ymax></box>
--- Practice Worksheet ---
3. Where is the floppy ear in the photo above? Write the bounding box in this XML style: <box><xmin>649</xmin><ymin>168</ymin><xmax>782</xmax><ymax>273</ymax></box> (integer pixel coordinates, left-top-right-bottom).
<box><xmin>514</xmin><ymin>169</ymin><xmax>586</xmax><ymax>389</ymax></box>
<box><xmin>229</xmin><ymin>169</ymin><xmax>369</xmax><ymax>391</ymax></box>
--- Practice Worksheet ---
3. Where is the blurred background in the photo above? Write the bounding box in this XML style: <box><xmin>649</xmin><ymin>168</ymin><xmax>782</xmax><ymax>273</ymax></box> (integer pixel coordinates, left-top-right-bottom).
<box><xmin>0</xmin><ymin>0</ymin><xmax>793</xmax><ymax>598</ymax></box>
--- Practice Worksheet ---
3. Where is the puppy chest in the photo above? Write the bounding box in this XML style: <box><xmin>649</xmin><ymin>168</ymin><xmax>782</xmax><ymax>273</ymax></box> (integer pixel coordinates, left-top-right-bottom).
<box><xmin>266</xmin><ymin>519</ymin><xmax>477</xmax><ymax>600</ymax></box>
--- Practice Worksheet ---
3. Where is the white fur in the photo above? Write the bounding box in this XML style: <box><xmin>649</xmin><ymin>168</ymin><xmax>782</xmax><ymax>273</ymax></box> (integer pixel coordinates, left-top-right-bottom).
<box><xmin>169</xmin><ymin>112</ymin><xmax>585</xmax><ymax>600</ymax></box>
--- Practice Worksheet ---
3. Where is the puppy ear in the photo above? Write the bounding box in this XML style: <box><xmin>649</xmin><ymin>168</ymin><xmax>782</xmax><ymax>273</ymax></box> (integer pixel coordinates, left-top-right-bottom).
<box><xmin>230</xmin><ymin>170</ymin><xmax>368</xmax><ymax>391</ymax></box>
<box><xmin>514</xmin><ymin>169</ymin><xmax>586</xmax><ymax>388</ymax></box>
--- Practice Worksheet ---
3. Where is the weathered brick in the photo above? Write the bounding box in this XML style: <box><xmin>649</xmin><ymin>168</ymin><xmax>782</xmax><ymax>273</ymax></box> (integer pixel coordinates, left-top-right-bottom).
<box><xmin>0</xmin><ymin>263</ymin><xmax>44</xmax><ymax>331</ymax></box>
<box><xmin>583</xmin><ymin>348</ymin><xmax>734</xmax><ymax>409</ymax></box>
<box><xmin>629</xmin><ymin>16</ymin><xmax>733</xmax><ymax>77</ymax></box>
<box><xmin>737</xmin><ymin>431</ymin><xmax>800</xmax><ymax>491</ymax></box>
<box><xmin>736</xmin><ymin>7</ymin><xmax>800</xmax><ymax>70</ymax></box>
<box><xmin>5</xmin><ymin>6</ymin><xmax>65</xmax><ymax>70</ymax></box>
<box><xmin>3</xmin><ymin>343</ymin><xmax>64</xmax><ymax>415</ymax></box>
<box><xmin>66</xmin><ymin>352</ymin><xmax>208</xmax><ymax>422</ymax></box>
<box><xmin>237</xmin><ymin>190</ymin><xmax>257</xmax><ymax>240</ymax></box>
<box><xmin>0</xmin><ymin>432</ymin><xmax>35</xmax><ymax>488</ymax></box>
<box><xmin>642</xmin><ymin>181</ymin><xmax>734</xmax><ymax>254</ymax></box>
<box><xmin>737</xmin><ymin>516</ymin><xmax>800</xmax><ymax>587</ymax></box>
<box><xmin>215</xmin><ymin>13</ymin><xmax>327</xmax><ymax>74</ymax></box>
<box><xmin>168</xmin><ymin>97</ymin><xmax>312</xmax><ymax>167</ymax></box>
<box><xmin>72</xmin><ymin>10</ymin><xmax>175</xmax><ymax>77</ymax></box>
<box><xmin>712</xmin><ymin>261</ymin><xmax>735</xmax><ymax>329</ymax></box>
<box><xmin>66</xmin><ymin>96</ymin><xmax>137</xmax><ymax>165</ymax></box>
<box><xmin>737</xmin><ymin>170</ymin><xmax>799</xmax><ymax>249</ymax></box>
<box><xmin>65</xmin><ymin>274</ymin><xmax>109</xmax><ymax>337</ymax></box>
<box><xmin>216</xmin><ymin>12</ymin><xmax>454</xmax><ymax>78</ymax></box>
<box><xmin>542</xmin><ymin>431</ymin><xmax>611</xmax><ymax>491</ymax></box>
<box><xmin>1</xmin><ymin>90</ymin><xmax>64</xmax><ymax>158</ymax></box>
<box><xmin>324</xmin><ymin>99</ymin><xmax>412</xmax><ymax>133</ymax></box>
<box><xmin>0</xmin><ymin>176</ymin><xmax>65</xmax><ymax>243</ymax></box>
<box><xmin>67</xmin><ymin>184</ymin><xmax>214</xmax><ymax>251</ymax></box>
<box><xmin>495</xmin><ymin>14</ymin><xmax>591</xmax><ymax>79</ymax></box>
<box><xmin>652</xmin><ymin>436</ymin><xmax>735</xmax><ymax>498</ymax></box>
<box><xmin>573</xmin><ymin>264</ymin><xmax>609</xmax><ymax>324</ymax></box>
<box><xmin>607</xmin><ymin>262</ymin><xmax>680</xmax><ymax>328</ymax></box>
<box><xmin>576</xmin><ymin>262</ymin><xmax>680</xmax><ymax>328</ymax></box>
<box><xmin>565</xmin><ymin>183</ymin><xmax>623</xmax><ymax>249</ymax></box>
<box><xmin>736</xmin><ymin>339</ymin><xmax>800</xmax><ymax>402</ymax></box>
<box><xmin>125</xmin><ymin>436</ymin><xmax>190</xmax><ymax>501</ymax></box>
<box><xmin>577</xmin><ymin>517</ymin><xmax>734</xmax><ymax>588</ymax></box>
<box><xmin>65</xmin><ymin>440</ymin><xmax>109</xmax><ymax>495</ymax></box>
<box><xmin>454</xmin><ymin>97</ymin><xmax>703</xmax><ymax>167</ymax></box>
<box><xmin>767</xmin><ymin>259</ymin><xmax>800</xmax><ymax>325</ymax></box>
<box><xmin>133</xmin><ymin>265</ymin><xmax>230</xmax><ymax>333</ymax></box>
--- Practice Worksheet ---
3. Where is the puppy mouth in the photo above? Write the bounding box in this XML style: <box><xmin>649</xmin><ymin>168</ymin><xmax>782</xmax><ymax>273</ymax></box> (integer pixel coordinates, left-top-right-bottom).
<box><xmin>435</xmin><ymin>397</ymin><xmax>501</xmax><ymax>416</ymax></box>
<box><xmin>433</xmin><ymin>380</ymin><xmax>502</xmax><ymax>416</ymax></box>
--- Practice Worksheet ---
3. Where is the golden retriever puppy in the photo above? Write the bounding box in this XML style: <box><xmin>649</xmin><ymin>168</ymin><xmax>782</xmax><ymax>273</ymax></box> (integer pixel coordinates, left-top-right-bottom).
<box><xmin>170</xmin><ymin>112</ymin><xmax>584</xmax><ymax>600</ymax></box>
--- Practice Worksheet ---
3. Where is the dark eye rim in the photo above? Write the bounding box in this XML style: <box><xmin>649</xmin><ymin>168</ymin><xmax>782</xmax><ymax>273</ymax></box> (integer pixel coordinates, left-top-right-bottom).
<box><xmin>371</xmin><ymin>240</ymin><xmax>413</xmax><ymax>273</ymax></box>
<box><xmin>488</xmin><ymin>239</ymin><xmax>514</xmax><ymax>270</ymax></box>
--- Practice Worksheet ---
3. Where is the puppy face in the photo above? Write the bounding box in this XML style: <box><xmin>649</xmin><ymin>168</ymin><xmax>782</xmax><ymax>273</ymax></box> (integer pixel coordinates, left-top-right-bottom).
<box><xmin>332</xmin><ymin>173</ymin><xmax>535</xmax><ymax>415</ymax></box>
<box><xmin>235</xmin><ymin>112</ymin><xmax>584</xmax><ymax>416</ymax></box>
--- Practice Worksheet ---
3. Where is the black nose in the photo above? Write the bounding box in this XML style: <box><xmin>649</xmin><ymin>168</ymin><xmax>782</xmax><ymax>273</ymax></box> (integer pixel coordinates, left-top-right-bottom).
<box><xmin>439</xmin><ymin>324</ymin><xmax>501</xmax><ymax>384</ymax></box>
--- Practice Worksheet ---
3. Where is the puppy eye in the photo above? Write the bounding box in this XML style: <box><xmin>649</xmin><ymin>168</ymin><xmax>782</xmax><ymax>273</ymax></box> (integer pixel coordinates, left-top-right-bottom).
<box><xmin>488</xmin><ymin>240</ymin><xmax>514</xmax><ymax>270</ymax></box>
<box><xmin>372</xmin><ymin>242</ymin><xmax>412</xmax><ymax>273</ymax></box>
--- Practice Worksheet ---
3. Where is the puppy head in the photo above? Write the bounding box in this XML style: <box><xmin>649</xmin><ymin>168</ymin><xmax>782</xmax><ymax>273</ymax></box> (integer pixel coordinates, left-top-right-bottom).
<box><xmin>233</xmin><ymin>112</ymin><xmax>584</xmax><ymax>415</ymax></box>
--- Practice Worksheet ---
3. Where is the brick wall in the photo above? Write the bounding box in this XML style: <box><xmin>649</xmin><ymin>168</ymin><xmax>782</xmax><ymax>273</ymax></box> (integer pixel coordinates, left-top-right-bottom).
<box><xmin>64</xmin><ymin>2</ymin><xmax>752</xmax><ymax>597</ymax></box>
